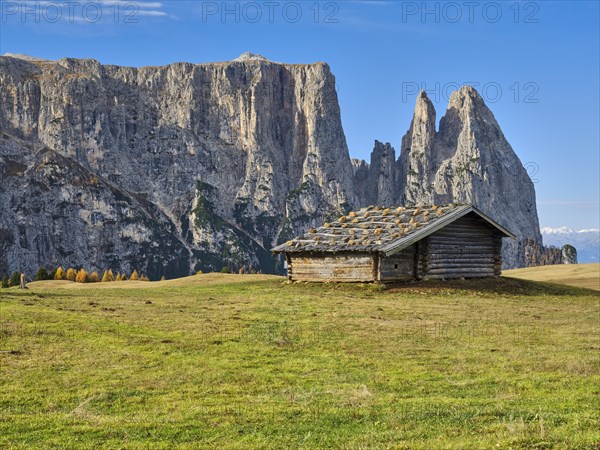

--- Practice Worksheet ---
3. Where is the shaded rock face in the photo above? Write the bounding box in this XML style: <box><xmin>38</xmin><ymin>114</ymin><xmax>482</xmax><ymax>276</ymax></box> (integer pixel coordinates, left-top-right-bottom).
<box><xmin>0</xmin><ymin>55</ymin><xmax>355</xmax><ymax>278</ymax></box>
<box><xmin>357</xmin><ymin>88</ymin><xmax>543</xmax><ymax>269</ymax></box>
<box><xmin>561</xmin><ymin>245</ymin><xmax>577</xmax><ymax>264</ymax></box>
<box><xmin>0</xmin><ymin>134</ymin><xmax>192</xmax><ymax>278</ymax></box>
<box><xmin>353</xmin><ymin>141</ymin><xmax>396</xmax><ymax>206</ymax></box>
<box><xmin>519</xmin><ymin>238</ymin><xmax>561</xmax><ymax>267</ymax></box>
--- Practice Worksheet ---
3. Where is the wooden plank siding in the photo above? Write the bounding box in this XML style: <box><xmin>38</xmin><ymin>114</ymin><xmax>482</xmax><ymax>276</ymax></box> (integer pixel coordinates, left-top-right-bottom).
<box><xmin>288</xmin><ymin>253</ymin><xmax>374</xmax><ymax>282</ymax></box>
<box><xmin>378</xmin><ymin>245</ymin><xmax>416</xmax><ymax>282</ymax></box>
<box><xmin>418</xmin><ymin>213</ymin><xmax>502</xmax><ymax>280</ymax></box>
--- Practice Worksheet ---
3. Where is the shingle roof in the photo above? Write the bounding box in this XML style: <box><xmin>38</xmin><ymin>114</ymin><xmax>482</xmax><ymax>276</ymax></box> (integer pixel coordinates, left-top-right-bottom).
<box><xmin>272</xmin><ymin>204</ymin><xmax>515</xmax><ymax>256</ymax></box>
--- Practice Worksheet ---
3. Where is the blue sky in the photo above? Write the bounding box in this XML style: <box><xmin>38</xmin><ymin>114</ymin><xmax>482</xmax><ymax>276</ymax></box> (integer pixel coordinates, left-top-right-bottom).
<box><xmin>1</xmin><ymin>0</ymin><xmax>598</xmax><ymax>230</ymax></box>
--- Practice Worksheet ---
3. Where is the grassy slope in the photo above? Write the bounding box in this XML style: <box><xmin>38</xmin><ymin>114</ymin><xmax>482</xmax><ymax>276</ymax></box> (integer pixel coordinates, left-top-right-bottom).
<box><xmin>0</xmin><ymin>276</ymin><xmax>598</xmax><ymax>448</ymax></box>
<box><xmin>28</xmin><ymin>273</ymin><xmax>283</xmax><ymax>290</ymax></box>
<box><xmin>505</xmin><ymin>263</ymin><xmax>600</xmax><ymax>291</ymax></box>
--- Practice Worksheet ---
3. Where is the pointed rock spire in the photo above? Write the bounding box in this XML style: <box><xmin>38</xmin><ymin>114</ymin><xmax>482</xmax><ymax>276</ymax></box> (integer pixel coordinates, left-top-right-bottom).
<box><xmin>368</xmin><ymin>140</ymin><xmax>396</xmax><ymax>206</ymax></box>
<box><xmin>438</xmin><ymin>85</ymin><xmax>502</xmax><ymax>148</ymax></box>
<box><xmin>393</xmin><ymin>85</ymin><xmax>542</xmax><ymax>267</ymax></box>
<box><xmin>398</xmin><ymin>90</ymin><xmax>438</xmax><ymax>206</ymax></box>
<box><xmin>411</xmin><ymin>90</ymin><xmax>437</xmax><ymax>141</ymax></box>
<box><xmin>433</xmin><ymin>85</ymin><xmax>541</xmax><ymax>266</ymax></box>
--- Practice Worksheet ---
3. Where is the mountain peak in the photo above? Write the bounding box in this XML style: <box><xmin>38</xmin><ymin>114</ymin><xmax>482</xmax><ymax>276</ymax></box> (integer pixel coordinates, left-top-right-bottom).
<box><xmin>234</xmin><ymin>52</ymin><xmax>269</xmax><ymax>62</ymax></box>
<box><xmin>413</xmin><ymin>89</ymin><xmax>436</xmax><ymax>123</ymax></box>
<box><xmin>3</xmin><ymin>53</ymin><xmax>50</xmax><ymax>62</ymax></box>
<box><xmin>447</xmin><ymin>85</ymin><xmax>486</xmax><ymax>110</ymax></box>
<box><xmin>541</xmin><ymin>226</ymin><xmax>574</xmax><ymax>234</ymax></box>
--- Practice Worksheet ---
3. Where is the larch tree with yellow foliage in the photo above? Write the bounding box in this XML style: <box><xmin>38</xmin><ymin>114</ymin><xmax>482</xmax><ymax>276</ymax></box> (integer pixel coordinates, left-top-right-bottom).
<box><xmin>101</xmin><ymin>269</ymin><xmax>115</xmax><ymax>282</ymax></box>
<box><xmin>75</xmin><ymin>269</ymin><xmax>88</xmax><ymax>283</ymax></box>
<box><xmin>66</xmin><ymin>268</ymin><xmax>77</xmax><ymax>282</ymax></box>
<box><xmin>54</xmin><ymin>267</ymin><xmax>65</xmax><ymax>280</ymax></box>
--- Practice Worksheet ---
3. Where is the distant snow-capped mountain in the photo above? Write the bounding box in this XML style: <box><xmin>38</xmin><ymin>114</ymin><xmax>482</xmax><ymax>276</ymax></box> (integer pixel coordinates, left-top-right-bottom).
<box><xmin>541</xmin><ymin>227</ymin><xmax>600</xmax><ymax>263</ymax></box>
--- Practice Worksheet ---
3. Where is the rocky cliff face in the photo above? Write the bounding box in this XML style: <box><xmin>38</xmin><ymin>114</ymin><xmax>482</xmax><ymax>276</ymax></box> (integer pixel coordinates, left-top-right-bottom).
<box><xmin>0</xmin><ymin>53</ymin><xmax>355</xmax><ymax>277</ymax></box>
<box><xmin>0</xmin><ymin>54</ymin><xmax>550</xmax><ymax>276</ymax></box>
<box><xmin>358</xmin><ymin>88</ymin><xmax>544</xmax><ymax>268</ymax></box>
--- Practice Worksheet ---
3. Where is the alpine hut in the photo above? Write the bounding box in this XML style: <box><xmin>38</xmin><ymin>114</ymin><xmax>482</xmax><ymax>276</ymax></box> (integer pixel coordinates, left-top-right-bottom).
<box><xmin>272</xmin><ymin>204</ymin><xmax>515</xmax><ymax>283</ymax></box>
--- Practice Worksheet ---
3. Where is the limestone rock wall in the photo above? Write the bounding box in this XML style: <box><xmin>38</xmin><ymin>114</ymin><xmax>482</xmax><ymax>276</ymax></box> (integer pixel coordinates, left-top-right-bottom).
<box><xmin>0</xmin><ymin>54</ymin><xmax>555</xmax><ymax>276</ymax></box>
<box><xmin>0</xmin><ymin>54</ymin><xmax>355</xmax><ymax>277</ymax></box>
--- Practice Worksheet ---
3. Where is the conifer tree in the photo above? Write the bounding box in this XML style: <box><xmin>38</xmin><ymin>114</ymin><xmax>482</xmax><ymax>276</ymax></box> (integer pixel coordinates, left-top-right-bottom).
<box><xmin>107</xmin><ymin>269</ymin><xmax>114</xmax><ymax>282</ymax></box>
<box><xmin>89</xmin><ymin>272</ymin><xmax>100</xmax><ymax>283</ymax></box>
<box><xmin>35</xmin><ymin>268</ymin><xmax>49</xmax><ymax>281</ymax></box>
<box><xmin>115</xmin><ymin>273</ymin><xmax>122</xmax><ymax>281</ymax></box>
<box><xmin>9</xmin><ymin>272</ymin><xmax>20</xmax><ymax>287</ymax></box>
<box><xmin>130</xmin><ymin>270</ymin><xmax>139</xmax><ymax>281</ymax></box>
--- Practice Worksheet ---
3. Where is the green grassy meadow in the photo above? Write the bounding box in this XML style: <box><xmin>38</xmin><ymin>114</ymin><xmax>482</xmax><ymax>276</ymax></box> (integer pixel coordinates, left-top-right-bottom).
<box><xmin>0</xmin><ymin>271</ymin><xmax>599</xmax><ymax>448</ymax></box>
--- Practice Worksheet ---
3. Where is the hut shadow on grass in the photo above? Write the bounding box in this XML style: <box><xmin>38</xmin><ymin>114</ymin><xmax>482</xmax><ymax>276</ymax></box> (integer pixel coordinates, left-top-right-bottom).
<box><xmin>384</xmin><ymin>276</ymin><xmax>596</xmax><ymax>297</ymax></box>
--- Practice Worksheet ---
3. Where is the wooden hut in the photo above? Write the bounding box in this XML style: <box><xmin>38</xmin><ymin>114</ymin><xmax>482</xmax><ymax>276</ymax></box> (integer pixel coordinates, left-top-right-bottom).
<box><xmin>272</xmin><ymin>204</ymin><xmax>515</xmax><ymax>283</ymax></box>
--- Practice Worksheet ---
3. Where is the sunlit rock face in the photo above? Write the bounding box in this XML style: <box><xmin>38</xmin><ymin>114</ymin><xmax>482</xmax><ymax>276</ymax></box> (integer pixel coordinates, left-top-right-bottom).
<box><xmin>0</xmin><ymin>54</ymin><xmax>356</xmax><ymax>277</ymax></box>
<box><xmin>0</xmin><ymin>54</ymin><xmax>547</xmax><ymax>276</ymax></box>
<box><xmin>358</xmin><ymin>87</ymin><xmax>543</xmax><ymax>269</ymax></box>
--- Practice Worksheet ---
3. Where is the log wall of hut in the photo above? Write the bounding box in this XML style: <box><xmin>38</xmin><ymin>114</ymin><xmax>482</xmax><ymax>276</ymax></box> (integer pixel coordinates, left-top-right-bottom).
<box><xmin>288</xmin><ymin>253</ymin><xmax>374</xmax><ymax>282</ymax></box>
<box><xmin>378</xmin><ymin>245</ymin><xmax>416</xmax><ymax>282</ymax></box>
<box><xmin>418</xmin><ymin>213</ymin><xmax>503</xmax><ymax>280</ymax></box>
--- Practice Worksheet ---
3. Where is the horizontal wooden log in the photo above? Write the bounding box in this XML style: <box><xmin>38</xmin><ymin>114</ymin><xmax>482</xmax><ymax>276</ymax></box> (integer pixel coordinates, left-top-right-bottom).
<box><xmin>380</xmin><ymin>267</ymin><xmax>414</xmax><ymax>275</ymax></box>
<box><xmin>428</xmin><ymin>238</ymin><xmax>495</xmax><ymax>244</ymax></box>
<box><xmin>426</xmin><ymin>263</ymin><xmax>496</xmax><ymax>269</ymax></box>
<box><xmin>293</xmin><ymin>275</ymin><xmax>374</xmax><ymax>282</ymax></box>
<box><xmin>426</xmin><ymin>258</ymin><xmax>495</xmax><ymax>265</ymax></box>
<box><xmin>428</xmin><ymin>239</ymin><xmax>495</xmax><ymax>245</ymax></box>
<box><xmin>423</xmin><ymin>273</ymin><xmax>495</xmax><ymax>280</ymax></box>
<box><xmin>431</xmin><ymin>224</ymin><xmax>495</xmax><ymax>231</ymax></box>
<box><xmin>431</xmin><ymin>236</ymin><xmax>494</xmax><ymax>241</ymax></box>
<box><xmin>425</xmin><ymin>267</ymin><xmax>495</xmax><ymax>275</ymax></box>
<box><xmin>380</xmin><ymin>265</ymin><xmax>413</xmax><ymax>273</ymax></box>
<box><xmin>426</xmin><ymin>264</ymin><xmax>496</xmax><ymax>270</ymax></box>
<box><xmin>427</xmin><ymin>254</ymin><xmax>495</xmax><ymax>261</ymax></box>
<box><xmin>426</xmin><ymin>265</ymin><xmax>496</xmax><ymax>271</ymax></box>
<box><xmin>426</xmin><ymin>260</ymin><xmax>496</xmax><ymax>267</ymax></box>
<box><xmin>426</xmin><ymin>246</ymin><xmax>496</xmax><ymax>253</ymax></box>
<box><xmin>426</xmin><ymin>259</ymin><xmax>496</xmax><ymax>266</ymax></box>
<box><xmin>430</xmin><ymin>229</ymin><xmax>494</xmax><ymax>236</ymax></box>
<box><xmin>428</xmin><ymin>237</ymin><xmax>495</xmax><ymax>244</ymax></box>
<box><xmin>426</xmin><ymin>258</ymin><xmax>495</xmax><ymax>263</ymax></box>
<box><xmin>426</xmin><ymin>254</ymin><xmax>495</xmax><ymax>260</ymax></box>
